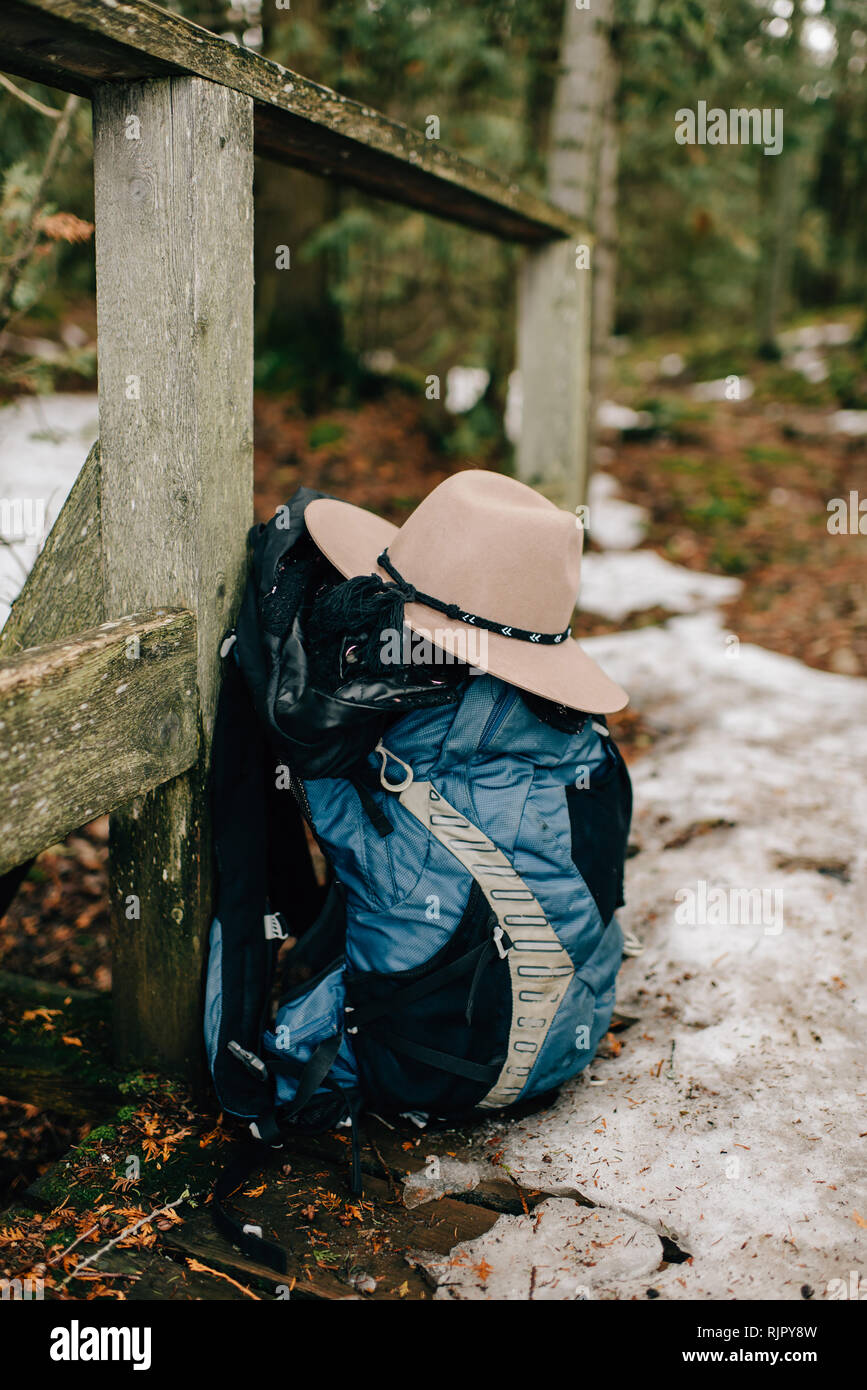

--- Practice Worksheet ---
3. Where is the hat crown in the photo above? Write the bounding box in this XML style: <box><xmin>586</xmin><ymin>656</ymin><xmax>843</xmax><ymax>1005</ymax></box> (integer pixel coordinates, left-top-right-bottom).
<box><xmin>386</xmin><ymin>471</ymin><xmax>582</xmax><ymax>633</ymax></box>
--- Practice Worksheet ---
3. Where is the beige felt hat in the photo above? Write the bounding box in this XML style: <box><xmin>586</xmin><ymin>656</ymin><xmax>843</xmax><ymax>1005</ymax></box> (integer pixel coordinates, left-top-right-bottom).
<box><xmin>304</xmin><ymin>469</ymin><xmax>628</xmax><ymax>714</ymax></box>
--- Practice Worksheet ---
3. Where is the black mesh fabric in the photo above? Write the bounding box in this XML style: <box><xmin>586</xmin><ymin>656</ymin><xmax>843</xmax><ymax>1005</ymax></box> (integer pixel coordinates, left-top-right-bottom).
<box><xmin>263</xmin><ymin>535</ymin><xmax>469</xmax><ymax>699</ymax></box>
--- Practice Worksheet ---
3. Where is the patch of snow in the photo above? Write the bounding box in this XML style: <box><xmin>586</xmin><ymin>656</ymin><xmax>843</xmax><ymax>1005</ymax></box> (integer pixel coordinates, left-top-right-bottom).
<box><xmin>504</xmin><ymin>369</ymin><xmax>522</xmax><ymax>445</ymax></box>
<box><xmin>361</xmin><ymin>347</ymin><xmax>396</xmax><ymax>375</ymax></box>
<box><xmin>445</xmin><ymin>366</ymin><xmax>489</xmax><ymax>415</ymax></box>
<box><xmin>660</xmin><ymin>352</ymin><xmax>685</xmax><ymax>378</ymax></box>
<box><xmin>787</xmin><ymin>347</ymin><xmax>829</xmax><ymax>383</ymax></box>
<box><xmin>418</xmin><ymin>1199</ymin><xmax>662</xmax><ymax>1300</ymax></box>
<box><xmin>691</xmin><ymin>377</ymin><xmax>754</xmax><ymax>403</ymax></box>
<box><xmin>0</xmin><ymin>393</ymin><xmax>98</xmax><ymax>626</ymax></box>
<box><xmin>586</xmin><ymin>471</ymin><xmax>648</xmax><ymax>551</ymax></box>
<box><xmin>579</xmin><ymin>551</ymin><xmax>741</xmax><ymax>621</ymax></box>
<box><xmin>777</xmin><ymin>322</ymin><xmax>852</xmax><ymax>351</ymax></box>
<box><xmin>829</xmin><ymin>410</ymin><xmax>867</xmax><ymax>437</ymax></box>
<box><xmin>403</xmin><ymin>1155</ymin><xmax>484</xmax><ymax>1209</ymax></box>
<box><xmin>597</xmin><ymin>400</ymin><xmax>654</xmax><ymax>433</ymax></box>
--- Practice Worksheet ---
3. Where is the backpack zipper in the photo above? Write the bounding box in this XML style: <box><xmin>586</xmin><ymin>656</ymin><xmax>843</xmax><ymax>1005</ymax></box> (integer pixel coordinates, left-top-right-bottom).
<box><xmin>289</xmin><ymin>769</ymin><xmax>314</xmax><ymax>824</ymax></box>
<box><xmin>479</xmin><ymin>687</ymin><xmax>518</xmax><ymax>748</ymax></box>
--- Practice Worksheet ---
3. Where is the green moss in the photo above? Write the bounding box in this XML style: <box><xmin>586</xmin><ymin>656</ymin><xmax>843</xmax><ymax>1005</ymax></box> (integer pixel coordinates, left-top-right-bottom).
<box><xmin>27</xmin><ymin>1157</ymin><xmax>102</xmax><ymax>1210</ymax></box>
<box><xmin>307</xmin><ymin>420</ymin><xmax>345</xmax><ymax>449</ymax></box>
<box><xmin>118</xmin><ymin>1071</ymin><xmax>164</xmax><ymax>1097</ymax></box>
<box><xmin>752</xmin><ymin>367</ymin><xmax>834</xmax><ymax>408</ymax></box>
<box><xmin>709</xmin><ymin>543</ymin><xmax>752</xmax><ymax>575</ymax></box>
<box><xmin>684</xmin><ymin>495</ymin><xmax>754</xmax><ymax>527</ymax></box>
<box><xmin>658</xmin><ymin>453</ymin><xmax>705</xmax><ymax>474</ymax></box>
<box><xmin>77</xmin><ymin>1124</ymin><xmax>117</xmax><ymax>1151</ymax></box>
<box><xmin>743</xmin><ymin>445</ymin><xmax>798</xmax><ymax>465</ymax></box>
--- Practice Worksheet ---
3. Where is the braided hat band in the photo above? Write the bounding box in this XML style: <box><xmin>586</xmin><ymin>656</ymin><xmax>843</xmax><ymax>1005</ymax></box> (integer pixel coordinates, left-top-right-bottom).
<box><xmin>376</xmin><ymin>549</ymin><xmax>571</xmax><ymax>647</ymax></box>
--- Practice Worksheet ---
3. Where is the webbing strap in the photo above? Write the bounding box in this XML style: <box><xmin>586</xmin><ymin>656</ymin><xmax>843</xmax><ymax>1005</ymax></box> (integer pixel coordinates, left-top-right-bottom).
<box><xmin>396</xmin><ymin>776</ymin><xmax>574</xmax><ymax>1109</ymax></box>
<box><xmin>212</xmin><ymin>1142</ymin><xmax>288</xmax><ymax>1275</ymax></box>
<box><xmin>211</xmin><ymin>1033</ymin><xmax>348</xmax><ymax>1272</ymax></box>
<box><xmin>282</xmin><ymin>1033</ymin><xmax>344</xmax><ymax>1118</ymax></box>
<box><xmin>368</xmin><ymin>1026</ymin><xmax>499</xmax><ymax>1085</ymax></box>
<box><xmin>347</xmin><ymin>939</ymin><xmax>490</xmax><ymax>1030</ymax></box>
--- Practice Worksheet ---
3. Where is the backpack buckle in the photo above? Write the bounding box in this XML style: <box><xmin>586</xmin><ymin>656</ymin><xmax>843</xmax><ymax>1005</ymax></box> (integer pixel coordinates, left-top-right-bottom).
<box><xmin>228</xmin><ymin>1040</ymin><xmax>268</xmax><ymax>1078</ymax></box>
<box><xmin>493</xmin><ymin>925</ymin><xmax>509</xmax><ymax>959</ymax></box>
<box><xmin>264</xmin><ymin>912</ymin><xmax>289</xmax><ymax>941</ymax></box>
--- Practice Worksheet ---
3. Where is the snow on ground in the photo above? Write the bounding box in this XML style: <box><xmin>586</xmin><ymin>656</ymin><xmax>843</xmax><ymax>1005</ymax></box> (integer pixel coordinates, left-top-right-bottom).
<box><xmin>586</xmin><ymin>471</ymin><xmax>648</xmax><ymax>551</ymax></box>
<box><xmin>580</xmin><ymin>550</ymin><xmax>741</xmax><ymax>622</ymax></box>
<box><xmin>830</xmin><ymin>410</ymin><xmax>867</xmax><ymax>438</ymax></box>
<box><xmin>418</xmin><ymin>490</ymin><xmax>867</xmax><ymax>1300</ymax></box>
<box><xmin>0</xmin><ymin>393</ymin><xmax>98</xmax><ymax>628</ymax></box>
<box><xmin>581</xmin><ymin>468</ymin><xmax>740</xmax><ymax>618</ymax></box>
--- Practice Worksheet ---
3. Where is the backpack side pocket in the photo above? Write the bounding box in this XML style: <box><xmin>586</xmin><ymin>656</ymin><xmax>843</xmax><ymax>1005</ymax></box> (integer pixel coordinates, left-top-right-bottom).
<box><xmin>565</xmin><ymin>739</ymin><xmax>633</xmax><ymax>926</ymax></box>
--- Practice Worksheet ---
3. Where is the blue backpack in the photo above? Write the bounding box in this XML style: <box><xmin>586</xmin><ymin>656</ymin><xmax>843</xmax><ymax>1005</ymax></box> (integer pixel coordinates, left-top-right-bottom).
<box><xmin>205</xmin><ymin>491</ymin><xmax>632</xmax><ymax>1272</ymax></box>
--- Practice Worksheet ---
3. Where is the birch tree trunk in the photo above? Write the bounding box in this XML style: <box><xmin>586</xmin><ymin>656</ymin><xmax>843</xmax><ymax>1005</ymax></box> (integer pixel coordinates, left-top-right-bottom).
<box><xmin>547</xmin><ymin>0</ymin><xmax>619</xmax><ymax>483</ymax></box>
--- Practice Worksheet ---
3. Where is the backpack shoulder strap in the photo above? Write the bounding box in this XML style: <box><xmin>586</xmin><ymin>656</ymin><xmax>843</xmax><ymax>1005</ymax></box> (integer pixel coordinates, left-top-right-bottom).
<box><xmin>387</xmin><ymin>760</ymin><xmax>575</xmax><ymax>1110</ymax></box>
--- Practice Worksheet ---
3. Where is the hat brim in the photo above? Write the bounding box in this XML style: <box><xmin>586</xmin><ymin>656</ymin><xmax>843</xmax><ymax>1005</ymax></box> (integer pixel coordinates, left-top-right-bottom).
<box><xmin>304</xmin><ymin>496</ymin><xmax>629</xmax><ymax>715</ymax></box>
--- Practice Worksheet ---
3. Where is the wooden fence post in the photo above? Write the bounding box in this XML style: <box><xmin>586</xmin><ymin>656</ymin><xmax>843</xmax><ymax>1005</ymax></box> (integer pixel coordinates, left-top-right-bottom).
<box><xmin>92</xmin><ymin>76</ymin><xmax>254</xmax><ymax>1072</ymax></box>
<box><xmin>515</xmin><ymin>238</ymin><xmax>591</xmax><ymax>514</ymax></box>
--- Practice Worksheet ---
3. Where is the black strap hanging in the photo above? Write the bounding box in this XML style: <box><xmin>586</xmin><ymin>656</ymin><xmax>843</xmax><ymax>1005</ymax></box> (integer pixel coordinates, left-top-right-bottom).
<box><xmin>367</xmin><ymin>1027</ymin><xmax>500</xmax><ymax>1085</ymax></box>
<box><xmin>212</xmin><ymin>1142</ymin><xmax>289</xmax><ymax>1276</ymax></box>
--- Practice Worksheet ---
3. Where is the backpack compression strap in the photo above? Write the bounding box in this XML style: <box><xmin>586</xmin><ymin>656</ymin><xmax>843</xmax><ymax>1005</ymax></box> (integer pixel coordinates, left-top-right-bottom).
<box><xmin>389</xmin><ymin>764</ymin><xmax>575</xmax><ymax>1110</ymax></box>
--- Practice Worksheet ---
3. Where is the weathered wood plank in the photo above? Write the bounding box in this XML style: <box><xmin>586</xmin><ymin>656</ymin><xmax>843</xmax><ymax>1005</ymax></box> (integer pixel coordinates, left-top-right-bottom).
<box><xmin>0</xmin><ymin>441</ymin><xmax>101</xmax><ymax>659</ymax></box>
<box><xmin>0</xmin><ymin>1061</ymin><xmax>118</xmax><ymax>1119</ymax></box>
<box><xmin>163</xmin><ymin>1157</ymin><xmax>500</xmax><ymax>1300</ymax></box>
<box><xmin>0</xmin><ymin>0</ymin><xmax>579</xmax><ymax>245</ymax></box>
<box><xmin>0</xmin><ymin>609</ymin><xmax>197</xmax><ymax>875</ymax></box>
<box><xmin>93</xmin><ymin>75</ymin><xmax>254</xmax><ymax>1072</ymax></box>
<box><xmin>516</xmin><ymin>237</ymin><xmax>592</xmax><ymax>511</ymax></box>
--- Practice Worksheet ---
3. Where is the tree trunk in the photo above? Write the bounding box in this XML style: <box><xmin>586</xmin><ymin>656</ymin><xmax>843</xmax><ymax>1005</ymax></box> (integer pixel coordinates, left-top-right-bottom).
<box><xmin>547</xmin><ymin>0</ymin><xmax>619</xmax><ymax>485</ymax></box>
<box><xmin>254</xmin><ymin>0</ymin><xmax>344</xmax><ymax>405</ymax></box>
<box><xmin>757</xmin><ymin>149</ymin><xmax>799</xmax><ymax>356</ymax></box>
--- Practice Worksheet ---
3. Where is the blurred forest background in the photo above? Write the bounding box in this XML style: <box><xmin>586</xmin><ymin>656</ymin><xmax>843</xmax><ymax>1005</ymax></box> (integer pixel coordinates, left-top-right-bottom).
<box><xmin>2</xmin><ymin>0</ymin><xmax>866</xmax><ymax>406</ymax></box>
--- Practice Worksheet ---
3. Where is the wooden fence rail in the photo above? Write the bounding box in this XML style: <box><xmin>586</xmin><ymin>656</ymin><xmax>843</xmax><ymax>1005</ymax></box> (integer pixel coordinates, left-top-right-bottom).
<box><xmin>0</xmin><ymin>0</ymin><xmax>592</xmax><ymax>1071</ymax></box>
<box><xmin>0</xmin><ymin>610</ymin><xmax>197</xmax><ymax>876</ymax></box>
<box><xmin>1</xmin><ymin>0</ymin><xmax>578</xmax><ymax>245</ymax></box>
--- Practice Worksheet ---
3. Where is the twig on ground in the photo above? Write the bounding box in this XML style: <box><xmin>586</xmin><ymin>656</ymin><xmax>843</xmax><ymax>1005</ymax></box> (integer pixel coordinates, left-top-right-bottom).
<box><xmin>47</xmin><ymin>1221</ymin><xmax>99</xmax><ymax>1267</ymax></box>
<box><xmin>186</xmin><ymin>1257</ymin><xmax>260</xmax><ymax>1299</ymax></box>
<box><xmin>60</xmin><ymin>1189</ymin><xmax>191</xmax><ymax>1289</ymax></box>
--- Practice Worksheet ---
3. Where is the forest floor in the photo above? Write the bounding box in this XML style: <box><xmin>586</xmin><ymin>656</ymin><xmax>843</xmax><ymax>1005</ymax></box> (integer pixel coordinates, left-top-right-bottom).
<box><xmin>1</xmin><ymin>316</ymin><xmax>865</xmax><ymax>1298</ymax></box>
